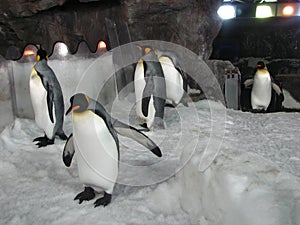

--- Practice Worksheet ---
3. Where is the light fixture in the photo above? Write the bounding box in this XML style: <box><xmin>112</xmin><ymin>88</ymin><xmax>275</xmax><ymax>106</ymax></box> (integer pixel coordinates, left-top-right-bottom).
<box><xmin>255</xmin><ymin>5</ymin><xmax>274</xmax><ymax>18</ymax></box>
<box><xmin>23</xmin><ymin>49</ymin><xmax>35</xmax><ymax>56</ymax></box>
<box><xmin>98</xmin><ymin>41</ymin><xmax>107</xmax><ymax>49</ymax></box>
<box><xmin>57</xmin><ymin>42</ymin><xmax>69</xmax><ymax>56</ymax></box>
<box><xmin>277</xmin><ymin>3</ymin><xmax>300</xmax><ymax>17</ymax></box>
<box><xmin>282</xmin><ymin>5</ymin><xmax>295</xmax><ymax>16</ymax></box>
<box><xmin>217</xmin><ymin>5</ymin><xmax>236</xmax><ymax>20</ymax></box>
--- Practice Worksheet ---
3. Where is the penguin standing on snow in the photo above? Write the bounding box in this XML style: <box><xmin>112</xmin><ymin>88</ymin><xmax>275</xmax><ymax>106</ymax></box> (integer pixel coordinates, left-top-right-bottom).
<box><xmin>63</xmin><ymin>93</ymin><xmax>161</xmax><ymax>207</ymax></box>
<box><xmin>244</xmin><ymin>61</ymin><xmax>284</xmax><ymax>112</ymax></box>
<box><xmin>134</xmin><ymin>45</ymin><xmax>166</xmax><ymax>130</ymax></box>
<box><xmin>156</xmin><ymin>50</ymin><xmax>189</xmax><ymax>107</ymax></box>
<box><xmin>29</xmin><ymin>48</ymin><xmax>67</xmax><ymax>147</ymax></box>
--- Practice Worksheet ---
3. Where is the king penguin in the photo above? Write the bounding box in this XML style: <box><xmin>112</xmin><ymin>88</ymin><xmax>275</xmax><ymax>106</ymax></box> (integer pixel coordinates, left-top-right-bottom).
<box><xmin>156</xmin><ymin>50</ymin><xmax>189</xmax><ymax>107</ymax></box>
<box><xmin>29</xmin><ymin>48</ymin><xmax>67</xmax><ymax>147</ymax></box>
<box><xmin>63</xmin><ymin>93</ymin><xmax>162</xmax><ymax>207</ymax></box>
<box><xmin>251</xmin><ymin>61</ymin><xmax>272</xmax><ymax>111</ymax></box>
<box><xmin>244</xmin><ymin>61</ymin><xmax>284</xmax><ymax>112</ymax></box>
<box><xmin>134</xmin><ymin>45</ymin><xmax>166</xmax><ymax>130</ymax></box>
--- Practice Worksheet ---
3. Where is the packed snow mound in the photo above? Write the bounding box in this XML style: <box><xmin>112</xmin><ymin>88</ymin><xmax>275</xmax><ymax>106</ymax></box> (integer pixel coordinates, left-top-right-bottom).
<box><xmin>154</xmin><ymin>149</ymin><xmax>300</xmax><ymax>225</ymax></box>
<box><xmin>0</xmin><ymin>100</ymin><xmax>300</xmax><ymax>225</ymax></box>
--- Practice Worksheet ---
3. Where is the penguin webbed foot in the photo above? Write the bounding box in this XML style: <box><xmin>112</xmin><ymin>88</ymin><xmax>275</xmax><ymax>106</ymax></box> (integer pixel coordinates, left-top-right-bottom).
<box><xmin>94</xmin><ymin>192</ymin><xmax>112</xmax><ymax>207</ymax></box>
<box><xmin>165</xmin><ymin>103</ymin><xmax>176</xmax><ymax>108</ymax></box>
<box><xmin>74</xmin><ymin>187</ymin><xmax>95</xmax><ymax>204</ymax></box>
<box><xmin>251</xmin><ymin>109</ymin><xmax>266</xmax><ymax>113</ymax></box>
<box><xmin>33</xmin><ymin>136</ymin><xmax>54</xmax><ymax>148</ymax></box>
<box><xmin>138</xmin><ymin>123</ymin><xmax>150</xmax><ymax>132</ymax></box>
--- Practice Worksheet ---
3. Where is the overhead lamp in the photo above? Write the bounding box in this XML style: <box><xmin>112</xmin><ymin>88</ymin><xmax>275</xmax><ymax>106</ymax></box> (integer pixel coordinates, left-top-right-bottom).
<box><xmin>256</xmin><ymin>5</ymin><xmax>275</xmax><ymax>18</ymax></box>
<box><xmin>277</xmin><ymin>3</ymin><xmax>300</xmax><ymax>17</ymax></box>
<box><xmin>217</xmin><ymin>5</ymin><xmax>236</xmax><ymax>20</ymax></box>
<box><xmin>282</xmin><ymin>5</ymin><xmax>295</xmax><ymax>16</ymax></box>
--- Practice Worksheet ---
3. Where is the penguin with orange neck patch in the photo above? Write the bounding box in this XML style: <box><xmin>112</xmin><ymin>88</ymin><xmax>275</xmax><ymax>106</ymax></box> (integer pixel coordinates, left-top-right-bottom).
<box><xmin>251</xmin><ymin>61</ymin><xmax>272</xmax><ymax>112</ymax></box>
<box><xmin>244</xmin><ymin>61</ymin><xmax>284</xmax><ymax>112</ymax></box>
<box><xmin>29</xmin><ymin>48</ymin><xmax>67</xmax><ymax>147</ymax></box>
<box><xmin>134</xmin><ymin>45</ymin><xmax>166</xmax><ymax>130</ymax></box>
<box><xmin>63</xmin><ymin>93</ymin><xmax>162</xmax><ymax>207</ymax></box>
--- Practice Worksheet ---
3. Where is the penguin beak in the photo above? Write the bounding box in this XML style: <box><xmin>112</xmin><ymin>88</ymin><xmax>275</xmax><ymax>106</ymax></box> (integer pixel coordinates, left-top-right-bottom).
<box><xmin>66</xmin><ymin>105</ymin><xmax>80</xmax><ymax>115</ymax></box>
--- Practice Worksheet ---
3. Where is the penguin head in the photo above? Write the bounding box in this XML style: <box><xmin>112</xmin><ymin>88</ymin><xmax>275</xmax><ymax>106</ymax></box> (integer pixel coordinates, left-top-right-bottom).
<box><xmin>66</xmin><ymin>93</ymin><xmax>90</xmax><ymax>115</ymax></box>
<box><xmin>257</xmin><ymin>61</ymin><xmax>265</xmax><ymax>70</ymax></box>
<box><xmin>136</xmin><ymin>45</ymin><xmax>157</xmax><ymax>56</ymax></box>
<box><xmin>36</xmin><ymin>48</ymin><xmax>48</xmax><ymax>62</ymax></box>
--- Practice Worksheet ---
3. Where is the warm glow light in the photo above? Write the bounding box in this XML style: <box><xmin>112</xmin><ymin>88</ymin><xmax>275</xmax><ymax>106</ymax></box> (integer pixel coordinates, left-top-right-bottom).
<box><xmin>98</xmin><ymin>41</ymin><xmax>107</xmax><ymax>49</ymax></box>
<box><xmin>256</xmin><ymin>5</ymin><xmax>273</xmax><ymax>18</ymax></box>
<box><xmin>217</xmin><ymin>5</ymin><xmax>236</xmax><ymax>20</ymax></box>
<box><xmin>23</xmin><ymin>49</ymin><xmax>35</xmax><ymax>56</ymax></box>
<box><xmin>282</xmin><ymin>5</ymin><xmax>295</xmax><ymax>16</ymax></box>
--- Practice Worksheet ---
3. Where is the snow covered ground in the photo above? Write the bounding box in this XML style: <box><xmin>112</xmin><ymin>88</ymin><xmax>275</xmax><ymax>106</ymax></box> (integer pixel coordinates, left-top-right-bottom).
<box><xmin>0</xmin><ymin>98</ymin><xmax>300</xmax><ymax>225</ymax></box>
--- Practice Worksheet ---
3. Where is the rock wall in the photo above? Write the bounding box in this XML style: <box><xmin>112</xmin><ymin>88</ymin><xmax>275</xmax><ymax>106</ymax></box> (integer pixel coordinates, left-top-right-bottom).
<box><xmin>212</xmin><ymin>17</ymin><xmax>300</xmax><ymax>61</ymax></box>
<box><xmin>0</xmin><ymin>0</ymin><xmax>223</xmax><ymax>59</ymax></box>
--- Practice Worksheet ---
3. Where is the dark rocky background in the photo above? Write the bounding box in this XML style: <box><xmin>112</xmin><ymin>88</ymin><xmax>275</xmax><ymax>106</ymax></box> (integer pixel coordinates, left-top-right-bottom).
<box><xmin>0</xmin><ymin>0</ymin><xmax>299</xmax><ymax>105</ymax></box>
<box><xmin>0</xmin><ymin>0</ymin><xmax>223</xmax><ymax>59</ymax></box>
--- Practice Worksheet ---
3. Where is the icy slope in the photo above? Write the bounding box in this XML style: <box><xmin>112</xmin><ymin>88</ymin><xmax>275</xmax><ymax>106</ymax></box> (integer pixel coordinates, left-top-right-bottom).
<box><xmin>0</xmin><ymin>100</ymin><xmax>299</xmax><ymax>225</ymax></box>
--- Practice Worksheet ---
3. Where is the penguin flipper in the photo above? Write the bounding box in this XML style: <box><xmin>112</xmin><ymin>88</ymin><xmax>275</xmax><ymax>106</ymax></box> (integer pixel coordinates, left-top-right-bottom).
<box><xmin>63</xmin><ymin>134</ymin><xmax>75</xmax><ymax>167</ymax></box>
<box><xmin>112</xmin><ymin>119</ymin><xmax>162</xmax><ymax>157</ymax></box>
<box><xmin>244</xmin><ymin>79</ymin><xmax>254</xmax><ymax>88</ymax></box>
<box><xmin>271</xmin><ymin>82</ymin><xmax>282</xmax><ymax>95</ymax></box>
<box><xmin>37</xmin><ymin>70</ymin><xmax>55</xmax><ymax>123</ymax></box>
<box><xmin>46</xmin><ymin>83</ymin><xmax>54</xmax><ymax>123</ymax></box>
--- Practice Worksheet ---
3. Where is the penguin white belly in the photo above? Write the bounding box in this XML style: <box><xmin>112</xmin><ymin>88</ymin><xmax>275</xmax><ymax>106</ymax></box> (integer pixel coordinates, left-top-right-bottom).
<box><xmin>251</xmin><ymin>74</ymin><xmax>272</xmax><ymax>110</ymax></box>
<box><xmin>159</xmin><ymin>57</ymin><xmax>184</xmax><ymax>105</ymax></box>
<box><xmin>72</xmin><ymin>111</ymin><xmax>118</xmax><ymax>194</ymax></box>
<box><xmin>134</xmin><ymin>61</ymin><xmax>155</xmax><ymax>126</ymax></box>
<box><xmin>29</xmin><ymin>72</ymin><xmax>55</xmax><ymax>138</ymax></box>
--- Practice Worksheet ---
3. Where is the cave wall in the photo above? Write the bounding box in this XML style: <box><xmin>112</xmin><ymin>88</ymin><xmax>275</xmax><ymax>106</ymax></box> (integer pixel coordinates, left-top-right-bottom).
<box><xmin>0</xmin><ymin>0</ymin><xmax>223</xmax><ymax>59</ymax></box>
<box><xmin>212</xmin><ymin>16</ymin><xmax>300</xmax><ymax>61</ymax></box>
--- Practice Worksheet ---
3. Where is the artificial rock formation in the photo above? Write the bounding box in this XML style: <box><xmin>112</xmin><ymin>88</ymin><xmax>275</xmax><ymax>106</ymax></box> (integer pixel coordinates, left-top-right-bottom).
<box><xmin>0</xmin><ymin>0</ymin><xmax>223</xmax><ymax>59</ymax></box>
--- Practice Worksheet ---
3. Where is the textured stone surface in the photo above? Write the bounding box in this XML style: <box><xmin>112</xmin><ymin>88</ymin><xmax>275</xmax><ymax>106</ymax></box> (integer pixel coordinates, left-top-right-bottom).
<box><xmin>0</xmin><ymin>0</ymin><xmax>223</xmax><ymax>59</ymax></box>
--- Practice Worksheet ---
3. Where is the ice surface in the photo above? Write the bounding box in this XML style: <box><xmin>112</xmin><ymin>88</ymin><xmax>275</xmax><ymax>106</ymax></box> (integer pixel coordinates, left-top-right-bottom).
<box><xmin>0</xmin><ymin>99</ymin><xmax>300</xmax><ymax>225</ymax></box>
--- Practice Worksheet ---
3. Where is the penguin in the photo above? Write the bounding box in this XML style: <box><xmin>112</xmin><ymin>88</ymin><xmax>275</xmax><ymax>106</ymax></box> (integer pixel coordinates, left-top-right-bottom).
<box><xmin>63</xmin><ymin>93</ymin><xmax>162</xmax><ymax>207</ymax></box>
<box><xmin>244</xmin><ymin>61</ymin><xmax>284</xmax><ymax>112</ymax></box>
<box><xmin>156</xmin><ymin>50</ymin><xmax>189</xmax><ymax>107</ymax></box>
<box><xmin>134</xmin><ymin>46</ymin><xmax>166</xmax><ymax>130</ymax></box>
<box><xmin>29</xmin><ymin>48</ymin><xmax>67</xmax><ymax>147</ymax></box>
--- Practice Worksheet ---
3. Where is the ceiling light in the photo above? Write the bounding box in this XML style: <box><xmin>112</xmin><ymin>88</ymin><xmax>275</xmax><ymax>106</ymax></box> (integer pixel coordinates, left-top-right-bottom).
<box><xmin>217</xmin><ymin>5</ymin><xmax>236</xmax><ymax>20</ymax></box>
<box><xmin>282</xmin><ymin>5</ymin><xmax>295</xmax><ymax>16</ymax></box>
<box><xmin>256</xmin><ymin>5</ymin><xmax>274</xmax><ymax>18</ymax></box>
